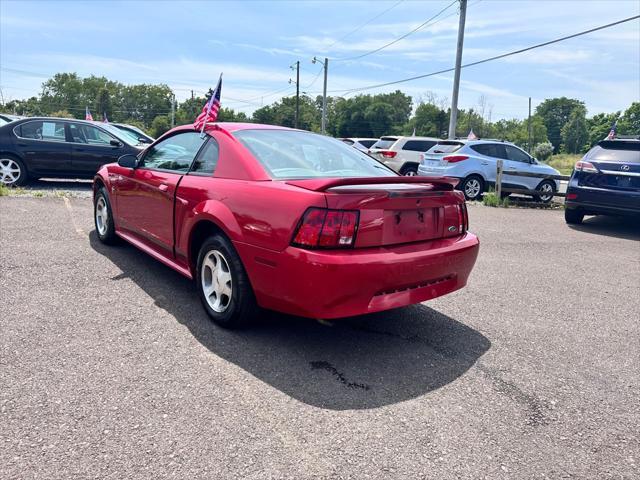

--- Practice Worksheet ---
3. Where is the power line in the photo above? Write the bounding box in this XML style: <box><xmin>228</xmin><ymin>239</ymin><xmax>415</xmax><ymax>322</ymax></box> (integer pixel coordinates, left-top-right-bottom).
<box><xmin>334</xmin><ymin>14</ymin><xmax>640</xmax><ymax>94</ymax></box>
<box><xmin>325</xmin><ymin>0</ymin><xmax>406</xmax><ymax>52</ymax></box>
<box><xmin>332</xmin><ymin>0</ymin><xmax>458</xmax><ymax>62</ymax></box>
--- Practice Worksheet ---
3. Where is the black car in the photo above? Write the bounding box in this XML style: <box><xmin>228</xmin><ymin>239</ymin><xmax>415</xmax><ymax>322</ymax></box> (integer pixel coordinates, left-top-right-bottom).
<box><xmin>0</xmin><ymin>117</ymin><xmax>145</xmax><ymax>186</ymax></box>
<box><xmin>565</xmin><ymin>138</ymin><xmax>640</xmax><ymax>224</ymax></box>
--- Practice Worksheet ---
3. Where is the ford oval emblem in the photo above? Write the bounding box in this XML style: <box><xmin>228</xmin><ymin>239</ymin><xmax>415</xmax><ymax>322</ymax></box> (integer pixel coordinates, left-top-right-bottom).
<box><xmin>448</xmin><ymin>226</ymin><xmax>457</xmax><ymax>232</ymax></box>
<box><xmin>621</xmin><ymin>165</ymin><xmax>630</xmax><ymax>171</ymax></box>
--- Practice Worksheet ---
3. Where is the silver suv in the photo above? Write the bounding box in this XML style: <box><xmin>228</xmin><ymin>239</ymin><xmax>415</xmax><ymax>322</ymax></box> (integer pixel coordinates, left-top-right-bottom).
<box><xmin>417</xmin><ymin>139</ymin><xmax>561</xmax><ymax>202</ymax></box>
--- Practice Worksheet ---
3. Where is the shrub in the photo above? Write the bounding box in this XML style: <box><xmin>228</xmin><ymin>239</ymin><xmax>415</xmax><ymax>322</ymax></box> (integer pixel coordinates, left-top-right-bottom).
<box><xmin>533</xmin><ymin>142</ymin><xmax>554</xmax><ymax>161</ymax></box>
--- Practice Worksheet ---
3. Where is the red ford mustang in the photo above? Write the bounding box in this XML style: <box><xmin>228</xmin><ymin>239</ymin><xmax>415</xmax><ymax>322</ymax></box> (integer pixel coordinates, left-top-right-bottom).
<box><xmin>93</xmin><ymin>123</ymin><xmax>479</xmax><ymax>328</ymax></box>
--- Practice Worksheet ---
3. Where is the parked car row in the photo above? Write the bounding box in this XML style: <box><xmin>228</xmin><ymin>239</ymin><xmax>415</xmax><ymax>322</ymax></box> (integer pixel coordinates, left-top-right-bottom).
<box><xmin>341</xmin><ymin>135</ymin><xmax>561</xmax><ymax>202</ymax></box>
<box><xmin>0</xmin><ymin>116</ymin><xmax>154</xmax><ymax>186</ymax></box>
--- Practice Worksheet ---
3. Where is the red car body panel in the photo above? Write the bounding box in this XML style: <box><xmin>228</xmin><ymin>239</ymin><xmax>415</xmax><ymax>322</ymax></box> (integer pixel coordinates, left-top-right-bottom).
<box><xmin>94</xmin><ymin>122</ymin><xmax>479</xmax><ymax>319</ymax></box>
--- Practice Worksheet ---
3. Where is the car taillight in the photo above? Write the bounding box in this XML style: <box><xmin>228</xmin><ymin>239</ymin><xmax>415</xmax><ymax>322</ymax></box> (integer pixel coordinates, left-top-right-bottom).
<box><xmin>575</xmin><ymin>160</ymin><xmax>598</xmax><ymax>173</ymax></box>
<box><xmin>443</xmin><ymin>155</ymin><xmax>468</xmax><ymax>163</ymax></box>
<box><xmin>292</xmin><ymin>208</ymin><xmax>359</xmax><ymax>249</ymax></box>
<box><xmin>380</xmin><ymin>150</ymin><xmax>397</xmax><ymax>158</ymax></box>
<box><xmin>457</xmin><ymin>202</ymin><xmax>468</xmax><ymax>233</ymax></box>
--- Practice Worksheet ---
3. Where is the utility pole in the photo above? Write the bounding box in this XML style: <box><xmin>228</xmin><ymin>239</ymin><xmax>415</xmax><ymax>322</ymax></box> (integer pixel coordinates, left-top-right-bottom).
<box><xmin>448</xmin><ymin>0</ymin><xmax>467</xmax><ymax>139</ymax></box>
<box><xmin>527</xmin><ymin>97</ymin><xmax>532</xmax><ymax>153</ymax></box>
<box><xmin>170</xmin><ymin>94</ymin><xmax>175</xmax><ymax>128</ymax></box>
<box><xmin>291</xmin><ymin>61</ymin><xmax>300</xmax><ymax>128</ymax></box>
<box><xmin>191</xmin><ymin>90</ymin><xmax>194</xmax><ymax>100</ymax></box>
<box><xmin>321</xmin><ymin>57</ymin><xmax>328</xmax><ymax>134</ymax></box>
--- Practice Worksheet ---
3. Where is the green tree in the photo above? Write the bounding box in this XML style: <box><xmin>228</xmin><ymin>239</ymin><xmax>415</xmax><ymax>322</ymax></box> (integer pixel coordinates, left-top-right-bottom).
<box><xmin>95</xmin><ymin>88</ymin><xmax>112</xmax><ymax>121</ymax></box>
<box><xmin>561</xmin><ymin>107</ymin><xmax>589</xmax><ymax>153</ymax></box>
<box><xmin>587</xmin><ymin>112</ymin><xmax>619</xmax><ymax>146</ymax></box>
<box><xmin>620</xmin><ymin>102</ymin><xmax>640</xmax><ymax>134</ymax></box>
<box><xmin>412</xmin><ymin>102</ymin><xmax>447</xmax><ymax>137</ymax></box>
<box><xmin>364</xmin><ymin>102</ymin><xmax>394</xmax><ymax>137</ymax></box>
<box><xmin>150</xmin><ymin>115</ymin><xmax>171</xmax><ymax>138</ymax></box>
<box><xmin>536</xmin><ymin>97</ymin><xmax>585</xmax><ymax>152</ymax></box>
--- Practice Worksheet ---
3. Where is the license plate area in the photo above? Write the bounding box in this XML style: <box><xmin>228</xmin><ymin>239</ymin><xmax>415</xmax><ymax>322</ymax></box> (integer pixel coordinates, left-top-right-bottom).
<box><xmin>382</xmin><ymin>208</ymin><xmax>440</xmax><ymax>245</ymax></box>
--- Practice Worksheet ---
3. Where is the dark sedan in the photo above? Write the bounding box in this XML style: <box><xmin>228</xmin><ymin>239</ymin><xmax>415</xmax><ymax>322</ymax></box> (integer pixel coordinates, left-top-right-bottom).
<box><xmin>565</xmin><ymin>139</ymin><xmax>640</xmax><ymax>224</ymax></box>
<box><xmin>0</xmin><ymin>117</ymin><xmax>145</xmax><ymax>186</ymax></box>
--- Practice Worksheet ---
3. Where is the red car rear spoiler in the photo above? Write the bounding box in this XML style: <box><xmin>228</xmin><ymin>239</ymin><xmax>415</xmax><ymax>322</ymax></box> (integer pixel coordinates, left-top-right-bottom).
<box><xmin>286</xmin><ymin>176</ymin><xmax>458</xmax><ymax>192</ymax></box>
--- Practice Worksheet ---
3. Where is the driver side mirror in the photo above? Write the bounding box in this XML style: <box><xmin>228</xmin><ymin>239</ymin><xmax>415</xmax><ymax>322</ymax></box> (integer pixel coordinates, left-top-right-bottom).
<box><xmin>117</xmin><ymin>154</ymin><xmax>138</xmax><ymax>169</ymax></box>
<box><xmin>138</xmin><ymin>137</ymin><xmax>152</xmax><ymax>144</ymax></box>
<box><xmin>110</xmin><ymin>139</ymin><xmax>123</xmax><ymax>147</ymax></box>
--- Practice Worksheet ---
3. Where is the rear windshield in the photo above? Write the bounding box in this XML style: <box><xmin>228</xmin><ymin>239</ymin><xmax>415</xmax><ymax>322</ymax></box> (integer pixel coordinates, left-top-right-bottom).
<box><xmin>427</xmin><ymin>141</ymin><xmax>464</xmax><ymax>154</ymax></box>
<box><xmin>234</xmin><ymin>129</ymin><xmax>397</xmax><ymax>180</ymax></box>
<box><xmin>371</xmin><ymin>137</ymin><xmax>398</xmax><ymax>150</ymax></box>
<box><xmin>359</xmin><ymin>139</ymin><xmax>376</xmax><ymax>148</ymax></box>
<box><xmin>589</xmin><ymin>142</ymin><xmax>640</xmax><ymax>163</ymax></box>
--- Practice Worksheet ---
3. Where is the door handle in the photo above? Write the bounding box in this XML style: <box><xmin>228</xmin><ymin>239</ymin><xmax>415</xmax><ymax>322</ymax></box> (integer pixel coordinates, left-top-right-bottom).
<box><xmin>158</xmin><ymin>184</ymin><xmax>169</xmax><ymax>192</ymax></box>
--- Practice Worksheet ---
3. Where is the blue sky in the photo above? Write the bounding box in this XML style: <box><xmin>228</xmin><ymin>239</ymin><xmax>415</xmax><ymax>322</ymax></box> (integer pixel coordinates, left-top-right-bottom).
<box><xmin>1</xmin><ymin>0</ymin><xmax>639</xmax><ymax>120</ymax></box>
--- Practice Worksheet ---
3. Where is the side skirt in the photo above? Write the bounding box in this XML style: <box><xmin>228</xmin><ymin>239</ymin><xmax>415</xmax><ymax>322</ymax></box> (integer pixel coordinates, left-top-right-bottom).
<box><xmin>115</xmin><ymin>229</ymin><xmax>193</xmax><ymax>280</ymax></box>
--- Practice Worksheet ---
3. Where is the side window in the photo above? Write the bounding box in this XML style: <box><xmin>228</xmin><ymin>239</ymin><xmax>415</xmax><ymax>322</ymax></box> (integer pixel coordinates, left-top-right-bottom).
<box><xmin>69</xmin><ymin>123</ymin><xmax>115</xmax><ymax>145</ymax></box>
<box><xmin>16</xmin><ymin>120</ymin><xmax>66</xmax><ymax>142</ymax></box>
<box><xmin>141</xmin><ymin>132</ymin><xmax>205</xmax><ymax>172</ymax></box>
<box><xmin>505</xmin><ymin>145</ymin><xmax>531</xmax><ymax>163</ymax></box>
<box><xmin>402</xmin><ymin>140</ymin><xmax>436</xmax><ymax>152</ymax></box>
<box><xmin>190</xmin><ymin>137</ymin><xmax>219</xmax><ymax>175</ymax></box>
<box><xmin>472</xmin><ymin>143</ymin><xmax>508</xmax><ymax>159</ymax></box>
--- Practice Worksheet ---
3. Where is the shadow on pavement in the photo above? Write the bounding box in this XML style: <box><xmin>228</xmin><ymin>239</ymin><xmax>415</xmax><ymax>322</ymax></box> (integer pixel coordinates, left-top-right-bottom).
<box><xmin>568</xmin><ymin>215</ymin><xmax>640</xmax><ymax>241</ymax></box>
<box><xmin>89</xmin><ymin>230</ymin><xmax>490</xmax><ymax>410</ymax></box>
<box><xmin>25</xmin><ymin>178</ymin><xmax>93</xmax><ymax>191</ymax></box>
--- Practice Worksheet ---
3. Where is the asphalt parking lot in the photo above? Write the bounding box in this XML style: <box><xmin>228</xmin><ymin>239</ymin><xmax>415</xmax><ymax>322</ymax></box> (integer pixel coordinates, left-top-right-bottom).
<box><xmin>1</xmin><ymin>189</ymin><xmax>639</xmax><ymax>479</ymax></box>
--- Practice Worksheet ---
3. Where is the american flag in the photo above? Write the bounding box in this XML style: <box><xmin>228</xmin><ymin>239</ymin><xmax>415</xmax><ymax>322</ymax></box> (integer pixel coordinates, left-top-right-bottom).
<box><xmin>85</xmin><ymin>107</ymin><xmax>94</xmax><ymax>121</ymax></box>
<box><xmin>467</xmin><ymin>129</ymin><xmax>478</xmax><ymax>140</ymax></box>
<box><xmin>606</xmin><ymin>120</ymin><xmax>617</xmax><ymax>140</ymax></box>
<box><xmin>194</xmin><ymin>74</ymin><xmax>222</xmax><ymax>135</ymax></box>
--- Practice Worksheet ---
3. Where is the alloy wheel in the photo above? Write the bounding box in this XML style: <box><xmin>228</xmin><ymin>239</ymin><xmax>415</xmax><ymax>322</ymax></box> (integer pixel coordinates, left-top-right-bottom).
<box><xmin>539</xmin><ymin>183</ymin><xmax>554</xmax><ymax>202</ymax></box>
<box><xmin>95</xmin><ymin>196</ymin><xmax>109</xmax><ymax>236</ymax></box>
<box><xmin>465</xmin><ymin>178</ymin><xmax>481</xmax><ymax>198</ymax></box>
<box><xmin>0</xmin><ymin>158</ymin><xmax>21</xmax><ymax>185</ymax></box>
<box><xmin>201</xmin><ymin>249</ymin><xmax>233</xmax><ymax>313</ymax></box>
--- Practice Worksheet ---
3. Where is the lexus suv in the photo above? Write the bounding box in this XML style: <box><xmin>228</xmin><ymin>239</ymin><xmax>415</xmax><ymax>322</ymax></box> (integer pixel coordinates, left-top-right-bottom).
<box><xmin>565</xmin><ymin>138</ymin><xmax>640</xmax><ymax>224</ymax></box>
<box><xmin>417</xmin><ymin>139</ymin><xmax>560</xmax><ymax>202</ymax></box>
<box><xmin>368</xmin><ymin>136</ymin><xmax>439</xmax><ymax>176</ymax></box>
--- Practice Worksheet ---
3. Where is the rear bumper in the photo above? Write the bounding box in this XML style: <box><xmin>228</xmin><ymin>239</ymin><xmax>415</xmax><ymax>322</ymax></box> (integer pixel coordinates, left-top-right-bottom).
<box><xmin>236</xmin><ymin>233</ymin><xmax>479</xmax><ymax>319</ymax></box>
<box><xmin>566</xmin><ymin>180</ymin><xmax>640</xmax><ymax>216</ymax></box>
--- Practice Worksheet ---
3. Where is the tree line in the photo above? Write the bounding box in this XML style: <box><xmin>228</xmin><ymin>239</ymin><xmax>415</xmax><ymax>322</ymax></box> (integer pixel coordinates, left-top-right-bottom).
<box><xmin>2</xmin><ymin>72</ymin><xmax>638</xmax><ymax>155</ymax></box>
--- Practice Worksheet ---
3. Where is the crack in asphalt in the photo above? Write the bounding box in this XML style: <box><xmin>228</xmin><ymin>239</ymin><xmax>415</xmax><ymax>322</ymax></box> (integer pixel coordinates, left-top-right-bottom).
<box><xmin>310</xmin><ymin>361</ymin><xmax>371</xmax><ymax>391</ymax></box>
<box><xmin>476</xmin><ymin>363</ymin><xmax>551</xmax><ymax>428</ymax></box>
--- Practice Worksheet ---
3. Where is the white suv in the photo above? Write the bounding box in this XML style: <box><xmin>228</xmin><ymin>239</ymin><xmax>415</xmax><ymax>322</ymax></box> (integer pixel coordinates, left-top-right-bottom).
<box><xmin>339</xmin><ymin>137</ymin><xmax>378</xmax><ymax>152</ymax></box>
<box><xmin>369</xmin><ymin>136</ymin><xmax>439</xmax><ymax>175</ymax></box>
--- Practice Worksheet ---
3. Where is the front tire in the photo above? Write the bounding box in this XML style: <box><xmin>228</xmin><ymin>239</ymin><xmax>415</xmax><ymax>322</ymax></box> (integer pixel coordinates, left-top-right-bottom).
<box><xmin>565</xmin><ymin>208</ymin><xmax>584</xmax><ymax>225</ymax></box>
<box><xmin>196</xmin><ymin>235</ymin><xmax>259</xmax><ymax>329</ymax></box>
<box><xmin>0</xmin><ymin>155</ymin><xmax>28</xmax><ymax>186</ymax></box>
<box><xmin>461</xmin><ymin>175</ymin><xmax>484</xmax><ymax>201</ymax></box>
<box><xmin>535</xmin><ymin>180</ymin><xmax>556</xmax><ymax>203</ymax></box>
<box><xmin>94</xmin><ymin>187</ymin><xmax>118</xmax><ymax>244</ymax></box>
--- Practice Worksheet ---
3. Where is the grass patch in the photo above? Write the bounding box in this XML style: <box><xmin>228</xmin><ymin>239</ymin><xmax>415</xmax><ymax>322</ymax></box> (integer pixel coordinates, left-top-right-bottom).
<box><xmin>0</xmin><ymin>184</ymin><xmax>8</xmax><ymax>196</ymax></box>
<box><xmin>33</xmin><ymin>191</ymin><xmax>44</xmax><ymax>197</ymax></box>
<box><xmin>545</xmin><ymin>154</ymin><xmax>581</xmax><ymax>176</ymax></box>
<box><xmin>482</xmin><ymin>190</ymin><xmax>510</xmax><ymax>208</ymax></box>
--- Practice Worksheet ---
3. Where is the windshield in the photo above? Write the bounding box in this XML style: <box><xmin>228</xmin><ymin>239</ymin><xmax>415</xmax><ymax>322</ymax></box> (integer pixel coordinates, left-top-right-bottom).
<box><xmin>590</xmin><ymin>142</ymin><xmax>640</xmax><ymax>163</ymax></box>
<box><xmin>234</xmin><ymin>129</ymin><xmax>397</xmax><ymax>180</ymax></box>
<box><xmin>99</xmin><ymin>123</ymin><xmax>141</xmax><ymax>146</ymax></box>
<box><xmin>428</xmin><ymin>141</ymin><xmax>464</xmax><ymax>154</ymax></box>
<box><xmin>371</xmin><ymin>137</ymin><xmax>397</xmax><ymax>150</ymax></box>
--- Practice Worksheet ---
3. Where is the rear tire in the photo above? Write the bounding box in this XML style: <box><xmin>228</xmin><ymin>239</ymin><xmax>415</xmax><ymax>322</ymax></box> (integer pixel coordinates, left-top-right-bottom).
<box><xmin>565</xmin><ymin>208</ymin><xmax>584</xmax><ymax>225</ymax></box>
<box><xmin>461</xmin><ymin>175</ymin><xmax>484</xmax><ymax>201</ymax></box>
<box><xmin>0</xmin><ymin>155</ymin><xmax>28</xmax><ymax>186</ymax></box>
<box><xmin>400</xmin><ymin>163</ymin><xmax>418</xmax><ymax>176</ymax></box>
<box><xmin>196</xmin><ymin>235</ymin><xmax>259</xmax><ymax>329</ymax></box>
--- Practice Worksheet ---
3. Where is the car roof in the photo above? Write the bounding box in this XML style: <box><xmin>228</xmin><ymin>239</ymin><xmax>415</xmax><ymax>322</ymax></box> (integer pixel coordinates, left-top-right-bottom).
<box><xmin>169</xmin><ymin>122</ymin><xmax>295</xmax><ymax>135</ymax></box>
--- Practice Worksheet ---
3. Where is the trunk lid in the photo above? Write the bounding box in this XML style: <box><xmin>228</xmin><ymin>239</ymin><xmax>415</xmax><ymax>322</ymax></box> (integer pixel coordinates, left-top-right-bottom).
<box><xmin>287</xmin><ymin>177</ymin><xmax>465</xmax><ymax>248</ymax></box>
